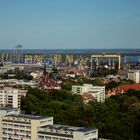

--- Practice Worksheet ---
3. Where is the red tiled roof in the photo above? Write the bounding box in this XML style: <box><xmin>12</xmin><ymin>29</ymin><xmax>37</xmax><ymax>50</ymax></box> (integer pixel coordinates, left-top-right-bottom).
<box><xmin>115</xmin><ymin>90</ymin><xmax>122</xmax><ymax>95</ymax></box>
<box><xmin>120</xmin><ymin>84</ymin><xmax>140</xmax><ymax>93</ymax></box>
<box><xmin>59</xmin><ymin>70</ymin><xmax>67</xmax><ymax>75</ymax></box>
<box><xmin>82</xmin><ymin>92</ymin><xmax>95</xmax><ymax>100</ymax></box>
<box><xmin>101</xmin><ymin>79</ymin><xmax>110</xmax><ymax>84</ymax></box>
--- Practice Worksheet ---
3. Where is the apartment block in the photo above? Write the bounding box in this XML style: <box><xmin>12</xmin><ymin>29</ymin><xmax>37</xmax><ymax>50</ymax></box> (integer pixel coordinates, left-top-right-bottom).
<box><xmin>72</xmin><ymin>84</ymin><xmax>105</xmax><ymax>102</ymax></box>
<box><xmin>128</xmin><ymin>70</ymin><xmax>140</xmax><ymax>83</ymax></box>
<box><xmin>0</xmin><ymin>114</ymin><xmax>53</xmax><ymax>140</ymax></box>
<box><xmin>0</xmin><ymin>108</ymin><xmax>20</xmax><ymax>140</ymax></box>
<box><xmin>38</xmin><ymin>124</ymin><xmax>98</xmax><ymax>140</ymax></box>
<box><xmin>0</xmin><ymin>109</ymin><xmax>98</xmax><ymax>140</ymax></box>
<box><xmin>0</xmin><ymin>86</ymin><xmax>23</xmax><ymax>108</ymax></box>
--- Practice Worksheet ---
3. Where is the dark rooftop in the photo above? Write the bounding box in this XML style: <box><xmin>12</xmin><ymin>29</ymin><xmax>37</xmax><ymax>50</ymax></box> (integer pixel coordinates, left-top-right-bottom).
<box><xmin>5</xmin><ymin>114</ymin><xmax>52</xmax><ymax>120</ymax></box>
<box><xmin>41</xmin><ymin>124</ymin><xmax>96</xmax><ymax>132</ymax></box>
<box><xmin>0</xmin><ymin>107</ymin><xmax>19</xmax><ymax>111</ymax></box>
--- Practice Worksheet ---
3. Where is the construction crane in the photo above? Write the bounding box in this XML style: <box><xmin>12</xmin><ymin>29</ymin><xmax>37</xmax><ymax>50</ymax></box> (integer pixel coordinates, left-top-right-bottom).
<box><xmin>1</xmin><ymin>53</ymin><xmax>4</xmax><ymax>62</ymax></box>
<box><xmin>6</xmin><ymin>52</ymin><xmax>9</xmax><ymax>61</ymax></box>
<box><xmin>10</xmin><ymin>52</ymin><xmax>13</xmax><ymax>62</ymax></box>
<box><xmin>65</xmin><ymin>54</ymin><xmax>73</xmax><ymax>65</ymax></box>
<box><xmin>91</xmin><ymin>54</ymin><xmax>121</xmax><ymax>70</ymax></box>
<box><xmin>53</xmin><ymin>54</ymin><xmax>62</xmax><ymax>66</ymax></box>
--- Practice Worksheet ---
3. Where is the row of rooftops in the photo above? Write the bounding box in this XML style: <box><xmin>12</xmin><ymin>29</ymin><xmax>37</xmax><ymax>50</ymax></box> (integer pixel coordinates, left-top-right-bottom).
<box><xmin>5</xmin><ymin>114</ymin><xmax>51</xmax><ymax>120</ymax></box>
<box><xmin>0</xmin><ymin>79</ymin><xmax>36</xmax><ymax>85</ymax></box>
<box><xmin>0</xmin><ymin>107</ymin><xmax>97</xmax><ymax>134</ymax></box>
<box><xmin>40</xmin><ymin>124</ymin><xmax>96</xmax><ymax>133</ymax></box>
<box><xmin>107</xmin><ymin>84</ymin><xmax>140</xmax><ymax>97</ymax></box>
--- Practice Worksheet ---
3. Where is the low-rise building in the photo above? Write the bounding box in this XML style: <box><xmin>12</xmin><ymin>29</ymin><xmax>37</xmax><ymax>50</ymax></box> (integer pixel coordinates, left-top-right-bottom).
<box><xmin>30</xmin><ymin>71</ymin><xmax>43</xmax><ymax>79</ymax></box>
<box><xmin>72</xmin><ymin>84</ymin><xmax>105</xmax><ymax>102</ymax></box>
<box><xmin>0</xmin><ymin>79</ymin><xmax>37</xmax><ymax>88</ymax></box>
<box><xmin>38</xmin><ymin>124</ymin><xmax>98</xmax><ymax>140</ymax></box>
<box><xmin>38</xmin><ymin>76</ymin><xmax>61</xmax><ymax>90</ymax></box>
<box><xmin>106</xmin><ymin>84</ymin><xmax>140</xmax><ymax>97</ymax></box>
<box><xmin>120</xmin><ymin>84</ymin><xmax>140</xmax><ymax>93</ymax></box>
<box><xmin>82</xmin><ymin>92</ymin><xmax>95</xmax><ymax>103</ymax></box>
<box><xmin>0</xmin><ymin>65</ymin><xmax>15</xmax><ymax>74</ymax></box>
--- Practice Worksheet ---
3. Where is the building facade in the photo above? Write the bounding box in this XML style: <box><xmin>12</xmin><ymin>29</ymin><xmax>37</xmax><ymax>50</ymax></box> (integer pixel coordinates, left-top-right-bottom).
<box><xmin>0</xmin><ymin>109</ymin><xmax>98</xmax><ymax>140</ymax></box>
<box><xmin>0</xmin><ymin>86</ymin><xmax>22</xmax><ymax>108</ymax></box>
<box><xmin>72</xmin><ymin>84</ymin><xmax>105</xmax><ymax>102</ymax></box>
<box><xmin>38</xmin><ymin>124</ymin><xmax>98</xmax><ymax>140</ymax></box>
<box><xmin>128</xmin><ymin>70</ymin><xmax>140</xmax><ymax>83</ymax></box>
<box><xmin>0</xmin><ymin>114</ymin><xmax>53</xmax><ymax>140</ymax></box>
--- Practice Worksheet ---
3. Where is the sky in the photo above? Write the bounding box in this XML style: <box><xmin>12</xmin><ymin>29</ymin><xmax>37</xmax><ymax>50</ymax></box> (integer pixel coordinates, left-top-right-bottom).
<box><xmin>0</xmin><ymin>0</ymin><xmax>140</xmax><ymax>49</ymax></box>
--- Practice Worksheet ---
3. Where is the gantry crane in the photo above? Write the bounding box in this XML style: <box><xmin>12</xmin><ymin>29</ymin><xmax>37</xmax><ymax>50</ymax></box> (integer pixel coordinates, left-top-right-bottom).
<box><xmin>91</xmin><ymin>54</ymin><xmax>121</xmax><ymax>70</ymax></box>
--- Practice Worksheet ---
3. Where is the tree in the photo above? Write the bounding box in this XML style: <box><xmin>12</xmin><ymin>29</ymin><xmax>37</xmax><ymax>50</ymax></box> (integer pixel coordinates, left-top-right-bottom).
<box><xmin>105</xmin><ymin>81</ymin><xmax>119</xmax><ymax>90</ymax></box>
<box><xmin>61</xmin><ymin>81</ymin><xmax>73</xmax><ymax>91</ymax></box>
<box><xmin>21</xmin><ymin>87</ymin><xmax>140</xmax><ymax>140</ymax></box>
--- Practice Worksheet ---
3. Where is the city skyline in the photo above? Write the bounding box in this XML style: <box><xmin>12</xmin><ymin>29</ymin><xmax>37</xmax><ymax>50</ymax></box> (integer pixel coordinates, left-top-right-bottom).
<box><xmin>0</xmin><ymin>0</ymin><xmax>140</xmax><ymax>49</ymax></box>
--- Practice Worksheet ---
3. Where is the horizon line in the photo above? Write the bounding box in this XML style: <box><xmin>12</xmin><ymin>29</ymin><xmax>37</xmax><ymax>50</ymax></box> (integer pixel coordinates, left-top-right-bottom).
<box><xmin>0</xmin><ymin>48</ymin><xmax>140</xmax><ymax>50</ymax></box>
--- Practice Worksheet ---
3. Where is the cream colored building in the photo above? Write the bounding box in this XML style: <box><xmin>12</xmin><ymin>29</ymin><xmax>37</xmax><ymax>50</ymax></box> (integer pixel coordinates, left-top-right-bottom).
<box><xmin>0</xmin><ymin>108</ymin><xmax>20</xmax><ymax>140</ymax></box>
<box><xmin>72</xmin><ymin>84</ymin><xmax>105</xmax><ymax>102</ymax></box>
<box><xmin>128</xmin><ymin>70</ymin><xmax>140</xmax><ymax>83</ymax></box>
<box><xmin>0</xmin><ymin>109</ymin><xmax>98</xmax><ymax>140</ymax></box>
<box><xmin>0</xmin><ymin>114</ymin><xmax>53</xmax><ymax>140</ymax></box>
<box><xmin>38</xmin><ymin>124</ymin><xmax>98</xmax><ymax>140</ymax></box>
<box><xmin>0</xmin><ymin>86</ymin><xmax>22</xmax><ymax>108</ymax></box>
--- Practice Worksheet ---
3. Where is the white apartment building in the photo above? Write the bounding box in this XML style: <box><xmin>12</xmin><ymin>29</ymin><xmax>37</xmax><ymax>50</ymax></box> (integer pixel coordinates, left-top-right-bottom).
<box><xmin>0</xmin><ymin>109</ymin><xmax>98</xmax><ymax>140</ymax></box>
<box><xmin>72</xmin><ymin>84</ymin><xmax>105</xmax><ymax>102</ymax></box>
<box><xmin>128</xmin><ymin>70</ymin><xmax>140</xmax><ymax>83</ymax></box>
<box><xmin>38</xmin><ymin>124</ymin><xmax>98</xmax><ymax>140</ymax></box>
<box><xmin>0</xmin><ymin>86</ymin><xmax>27</xmax><ymax>108</ymax></box>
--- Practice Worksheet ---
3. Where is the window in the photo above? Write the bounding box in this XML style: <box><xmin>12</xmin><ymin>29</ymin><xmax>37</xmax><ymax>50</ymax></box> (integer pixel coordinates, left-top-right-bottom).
<box><xmin>45</xmin><ymin>136</ymin><xmax>51</xmax><ymax>140</ymax></box>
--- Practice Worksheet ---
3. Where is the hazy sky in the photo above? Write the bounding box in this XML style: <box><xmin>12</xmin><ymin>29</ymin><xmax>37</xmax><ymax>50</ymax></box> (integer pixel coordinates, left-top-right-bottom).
<box><xmin>0</xmin><ymin>0</ymin><xmax>140</xmax><ymax>49</ymax></box>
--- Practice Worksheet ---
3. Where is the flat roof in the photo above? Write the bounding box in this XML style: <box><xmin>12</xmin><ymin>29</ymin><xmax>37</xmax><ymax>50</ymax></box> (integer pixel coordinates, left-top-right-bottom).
<box><xmin>5</xmin><ymin>114</ymin><xmax>52</xmax><ymax>120</ymax></box>
<box><xmin>41</xmin><ymin>124</ymin><xmax>96</xmax><ymax>132</ymax></box>
<box><xmin>0</xmin><ymin>107</ymin><xmax>19</xmax><ymax>111</ymax></box>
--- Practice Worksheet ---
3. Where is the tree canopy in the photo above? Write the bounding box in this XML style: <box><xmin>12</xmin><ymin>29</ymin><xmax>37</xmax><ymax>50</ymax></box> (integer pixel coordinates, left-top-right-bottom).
<box><xmin>21</xmin><ymin>88</ymin><xmax>140</xmax><ymax>140</ymax></box>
